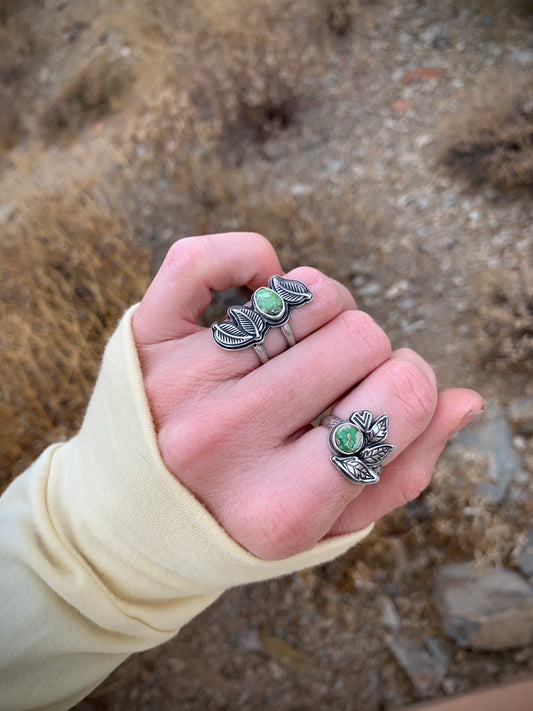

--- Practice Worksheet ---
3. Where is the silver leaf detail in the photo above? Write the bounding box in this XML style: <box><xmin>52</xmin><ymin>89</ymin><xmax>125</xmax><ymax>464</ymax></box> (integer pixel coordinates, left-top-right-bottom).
<box><xmin>366</xmin><ymin>414</ymin><xmax>389</xmax><ymax>444</ymax></box>
<box><xmin>229</xmin><ymin>306</ymin><xmax>267</xmax><ymax>339</ymax></box>
<box><xmin>359</xmin><ymin>443</ymin><xmax>395</xmax><ymax>466</ymax></box>
<box><xmin>212</xmin><ymin>323</ymin><xmax>257</xmax><ymax>350</ymax></box>
<box><xmin>269</xmin><ymin>275</ymin><xmax>313</xmax><ymax>306</ymax></box>
<box><xmin>331</xmin><ymin>456</ymin><xmax>380</xmax><ymax>484</ymax></box>
<box><xmin>350</xmin><ymin>410</ymin><xmax>373</xmax><ymax>430</ymax></box>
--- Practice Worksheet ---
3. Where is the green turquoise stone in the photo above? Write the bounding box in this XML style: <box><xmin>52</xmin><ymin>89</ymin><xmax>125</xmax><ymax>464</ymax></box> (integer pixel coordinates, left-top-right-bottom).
<box><xmin>334</xmin><ymin>423</ymin><xmax>363</xmax><ymax>454</ymax></box>
<box><xmin>255</xmin><ymin>287</ymin><xmax>284</xmax><ymax>316</ymax></box>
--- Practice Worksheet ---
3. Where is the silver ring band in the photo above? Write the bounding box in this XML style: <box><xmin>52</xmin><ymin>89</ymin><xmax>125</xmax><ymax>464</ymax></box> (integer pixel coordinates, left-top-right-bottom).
<box><xmin>253</xmin><ymin>344</ymin><xmax>269</xmax><ymax>364</ymax></box>
<box><xmin>320</xmin><ymin>409</ymin><xmax>395</xmax><ymax>484</ymax></box>
<box><xmin>280</xmin><ymin>322</ymin><xmax>296</xmax><ymax>347</ymax></box>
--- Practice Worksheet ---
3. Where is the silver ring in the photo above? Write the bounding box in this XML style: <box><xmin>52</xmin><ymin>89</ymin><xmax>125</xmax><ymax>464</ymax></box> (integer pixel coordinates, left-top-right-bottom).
<box><xmin>212</xmin><ymin>275</ymin><xmax>312</xmax><ymax>363</ymax></box>
<box><xmin>320</xmin><ymin>409</ymin><xmax>395</xmax><ymax>484</ymax></box>
<box><xmin>253</xmin><ymin>344</ymin><xmax>269</xmax><ymax>364</ymax></box>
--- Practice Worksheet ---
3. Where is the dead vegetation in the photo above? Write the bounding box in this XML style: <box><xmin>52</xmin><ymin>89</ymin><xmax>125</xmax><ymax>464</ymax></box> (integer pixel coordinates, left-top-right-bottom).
<box><xmin>474</xmin><ymin>254</ymin><xmax>533</xmax><ymax>374</ymax></box>
<box><xmin>0</xmin><ymin>178</ymin><xmax>149</xmax><ymax>487</ymax></box>
<box><xmin>443</xmin><ymin>75</ymin><xmax>533</xmax><ymax>191</ymax></box>
<box><xmin>0</xmin><ymin>12</ymin><xmax>34</xmax><ymax>153</ymax></box>
<box><xmin>137</xmin><ymin>0</ymin><xmax>326</xmax><ymax>148</ymax></box>
<box><xmin>40</xmin><ymin>53</ymin><xmax>136</xmax><ymax>138</ymax></box>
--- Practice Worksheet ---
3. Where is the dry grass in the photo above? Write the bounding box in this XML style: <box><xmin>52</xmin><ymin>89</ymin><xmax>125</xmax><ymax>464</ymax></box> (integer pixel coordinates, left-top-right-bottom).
<box><xmin>0</xmin><ymin>177</ymin><xmax>149</xmax><ymax>489</ymax></box>
<box><xmin>325</xmin><ymin>0</ymin><xmax>356</xmax><ymax>37</ymax></box>
<box><xmin>136</xmin><ymin>0</ymin><xmax>326</xmax><ymax>147</ymax></box>
<box><xmin>40</xmin><ymin>53</ymin><xmax>136</xmax><ymax>139</ymax></box>
<box><xmin>0</xmin><ymin>0</ymin><xmax>20</xmax><ymax>23</ymax></box>
<box><xmin>0</xmin><ymin>13</ymin><xmax>34</xmax><ymax>153</ymax></box>
<box><xmin>473</xmin><ymin>254</ymin><xmax>533</xmax><ymax>374</ymax></box>
<box><xmin>441</xmin><ymin>76</ymin><xmax>533</xmax><ymax>375</ymax></box>
<box><xmin>443</xmin><ymin>74</ymin><xmax>533</xmax><ymax>191</ymax></box>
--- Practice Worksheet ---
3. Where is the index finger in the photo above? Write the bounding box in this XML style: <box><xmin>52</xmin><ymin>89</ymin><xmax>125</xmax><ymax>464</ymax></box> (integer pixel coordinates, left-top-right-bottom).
<box><xmin>133</xmin><ymin>232</ymin><xmax>283</xmax><ymax>345</ymax></box>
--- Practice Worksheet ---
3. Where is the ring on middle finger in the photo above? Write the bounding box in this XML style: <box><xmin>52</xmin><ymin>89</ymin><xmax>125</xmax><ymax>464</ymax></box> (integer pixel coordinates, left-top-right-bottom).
<box><xmin>211</xmin><ymin>275</ymin><xmax>313</xmax><ymax>363</ymax></box>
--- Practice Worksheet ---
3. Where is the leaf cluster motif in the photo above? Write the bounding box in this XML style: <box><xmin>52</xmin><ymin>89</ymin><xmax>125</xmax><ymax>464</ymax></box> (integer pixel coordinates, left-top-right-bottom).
<box><xmin>212</xmin><ymin>275</ymin><xmax>313</xmax><ymax>350</ymax></box>
<box><xmin>331</xmin><ymin>410</ymin><xmax>394</xmax><ymax>485</ymax></box>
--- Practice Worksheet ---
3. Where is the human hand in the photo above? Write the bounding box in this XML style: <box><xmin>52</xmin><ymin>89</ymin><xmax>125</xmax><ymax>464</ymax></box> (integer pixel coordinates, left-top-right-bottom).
<box><xmin>132</xmin><ymin>232</ymin><xmax>483</xmax><ymax>560</ymax></box>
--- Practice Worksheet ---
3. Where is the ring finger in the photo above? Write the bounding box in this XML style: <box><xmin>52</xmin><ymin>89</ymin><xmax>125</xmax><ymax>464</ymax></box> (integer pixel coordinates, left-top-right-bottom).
<box><xmin>233</xmin><ymin>349</ymin><xmax>437</xmax><ymax>559</ymax></box>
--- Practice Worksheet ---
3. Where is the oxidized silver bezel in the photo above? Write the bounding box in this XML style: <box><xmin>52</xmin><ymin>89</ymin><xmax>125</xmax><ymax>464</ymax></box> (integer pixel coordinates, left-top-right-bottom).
<box><xmin>328</xmin><ymin>422</ymin><xmax>365</xmax><ymax>456</ymax></box>
<box><xmin>250</xmin><ymin>289</ymin><xmax>288</xmax><ymax>325</ymax></box>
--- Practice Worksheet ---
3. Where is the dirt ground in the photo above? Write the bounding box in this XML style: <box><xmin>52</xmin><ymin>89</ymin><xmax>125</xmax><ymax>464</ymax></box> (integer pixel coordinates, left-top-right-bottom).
<box><xmin>1</xmin><ymin>0</ymin><xmax>533</xmax><ymax>709</ymax></box>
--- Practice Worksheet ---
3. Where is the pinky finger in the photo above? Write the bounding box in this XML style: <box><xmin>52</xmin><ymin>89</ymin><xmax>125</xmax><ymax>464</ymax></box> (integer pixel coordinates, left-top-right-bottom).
<box><xmin>326</xmin><ymin>387</ymin><xmax>484</xmax><ymax>537</ymax></box>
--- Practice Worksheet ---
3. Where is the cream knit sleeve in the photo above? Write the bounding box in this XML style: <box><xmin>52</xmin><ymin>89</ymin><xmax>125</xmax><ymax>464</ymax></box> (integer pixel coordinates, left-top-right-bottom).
<box><xmin>0</xmin><ymin>306</ymin><xmax>373</xmax><ymax>711</ymax></box>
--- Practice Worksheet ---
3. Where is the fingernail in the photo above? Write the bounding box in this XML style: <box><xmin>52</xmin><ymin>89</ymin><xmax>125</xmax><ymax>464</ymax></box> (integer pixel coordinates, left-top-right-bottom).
<box><xmin>452</xmin><ymin>405</ymin><xmax>486</xmax><ymax>435</ymax></box>
<box><xmin>459</xmin><ymin>405</ymin><xmax>486</xmax><ymax>429</ymax></box>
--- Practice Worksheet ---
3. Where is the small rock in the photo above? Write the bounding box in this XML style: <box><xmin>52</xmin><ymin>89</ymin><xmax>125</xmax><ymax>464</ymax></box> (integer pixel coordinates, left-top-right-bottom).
<box><xmin>513</xmin><ymin>435</ymin><xmax>527</xmax><ymax>452</ymax></box>
<box><xmin>377</xmin><ymin>595</ymin><xmax>401</xmax><ymax>631</ymax></box>
<box><xmin>324</xmin><ymin>158</ymin><xmax>343</xmax><ymax>175</ymax></box>
<box><xmin>229</xmin><ymin>629</ymin><xmax>262</xmax><ymax>653</ymax></box>
<box><xmin>291</xmin><ymin>183</ymin><xmax>310</xmax><ymax>197</ymax></box>
<box><xmin>510</xmin><ymin>49</ymin><xmax>533</xmax><ymax>66</ymax></box>
<box><xmin>508</xmin><ymin>397</ymin><xmax>533</xmax><ymax>436</ymax></box>
<box><xmin>387</xmin><ymin>634</ymin><xmax>448</xmax><ymax>696</ymax></box>
<box><xmin>435</xmin><ymin>562</ymin><xmax>533</xmax><ymax>650</ymax></box>
<box><xmin>262</xmin><ymin>138</ymin><xmax>286</xmax><ymax>161</ymax></box>
<box><xmin>357</xmin><ymin>282</ymin><xmax>382</xmax><ymax>297</ymax></box>
<box><xmin>385</xmin><ymin>279</ymin><xmax>410</xmax><ymax>300</ymax></box>
<box><xmin>442</xmin><ymin>677</ymin><xmax>458</xmax><ymax>695</ymax></box>
<box><xmin>415</xmin><ymin>134</ymin><xmax>433</xmax><ymax>149</ymax></box>
<box><xmin>519</xmin><ymin>529</ymin><xmax>533</xmax><ymax>578</ymax></box>
<box><xmin>450</xmin><ymin>405</ymin><xmax>522</xmax><ymax>505</ymax></box>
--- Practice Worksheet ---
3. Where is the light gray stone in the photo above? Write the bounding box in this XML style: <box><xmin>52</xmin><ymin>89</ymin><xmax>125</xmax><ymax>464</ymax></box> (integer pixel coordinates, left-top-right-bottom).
<box><xmin>508</xmin><ymin>397</ymin><xmax>533</xmax><ymax>436</ymax></box>
<box><xmin>435</xmin><ymin>562</ymin><xmax>533</xmax><ymax>650</ymax></box>
<box><xmin>261</xmin><ymin>138</ymin><xmax>286</xmax><ymax>161</ymax></box>
<box><xmin>519</xmin><ymin>529</ymin><xmax>533</xmax><ymax>578</ymax></box>
<box><xmin>357</xmin><ymin>282</ymin><xmax>382</xmax><ymax>297</ymax></box>
<box><xmin>0</xmin><ymin>204</ymin><xmax>15</xmax><ymax>224</ymax></box>
<box><xmin>451</xmin><ymin>406</ymin><xmax>522</xmax><ymax>505</ymax></box>
<box><xmin>377</xmin><ymin>595</ymin><xmax>401</xmax><ymax>631</ymax></box>
<box><xmin>387</xmin><ymin>635</ymin><xmax>448</xmax><ymax>696</ymax></box>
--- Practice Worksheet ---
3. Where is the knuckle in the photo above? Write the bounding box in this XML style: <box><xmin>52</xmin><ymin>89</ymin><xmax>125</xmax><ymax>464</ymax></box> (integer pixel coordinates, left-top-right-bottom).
<box><xmin>159</xmin><ymin>411</ymin><xmax>224</xmax><ymax>471</ymax></box>
<box><xmin>388</xmin><ymin>358</ymin><xmax>437</xmax><ymax>432</ymax></box>
<box><xmin>163</xmin><ymin>237</ymin><xmax>207</xmax><ymax>276</ymax></box>
<box><xmin>249</xmin><ymin>231</ymin><xmax>273</xmax><ymax>253</ymax></box>
<box><xmin>287</xmin><ymin>266</ymin><xmax>327</xmax><ymax>292</ymax></box>
<box><xmin>290</xmin><ymin>267</ymin><xmax>347</xmax><ymax>314</ymax></box>
<box><xmin>240</xmin><ymin>231</ymin><xmax>269</xmax><ymax>245</ymax></box>
<box><xmin>337</xmin><ymin>310</ymin><xmax>392</xmax><ymax>358</ymax></box>
<box><xmin>236</xmin><ymin>231</ymin><xmax>277</xmax><ymax>266</ymax></box>
<box><xmin>249</xmin><ymin>501</ymin><xmax>305</xmax><ymax>560</ymax></box>
<box><xmin>336</xmin><ymin>309</ymin><xmax>363</xmax><ymax>338</ymax></box>
<box><xmin>317</xmin><ymin>274</ymin><xmax>345</xmax><ymax>312</ymax></box>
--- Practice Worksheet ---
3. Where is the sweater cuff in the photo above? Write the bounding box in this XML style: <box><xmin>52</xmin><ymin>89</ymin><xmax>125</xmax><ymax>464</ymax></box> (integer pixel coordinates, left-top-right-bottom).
<box><xmin>50</xmin><ymin>307</ymin><xmax>373</xmax><ymax>620</ymax></box>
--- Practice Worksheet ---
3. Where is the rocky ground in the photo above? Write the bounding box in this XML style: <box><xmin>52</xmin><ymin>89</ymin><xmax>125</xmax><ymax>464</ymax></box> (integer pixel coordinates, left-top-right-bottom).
<box><xmin>1</xmin><ymin>0</ymin><xmax>533</xmax><ymax>709</ymax></box>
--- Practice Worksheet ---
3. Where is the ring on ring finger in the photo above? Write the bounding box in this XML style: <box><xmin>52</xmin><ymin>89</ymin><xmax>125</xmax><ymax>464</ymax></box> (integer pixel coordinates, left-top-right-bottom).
<box><xmin>321</xmin><ymin>409</ymin><xmax>395</xmax><ymax>484</ymax></box>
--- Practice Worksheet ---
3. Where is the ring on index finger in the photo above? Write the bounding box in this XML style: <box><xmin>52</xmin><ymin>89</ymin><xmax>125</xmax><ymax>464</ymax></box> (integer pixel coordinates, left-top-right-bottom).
<box><xmin>211</xmin><ymin>275</ymin><xmax>313</xmax><ymax>364</ymax></box>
